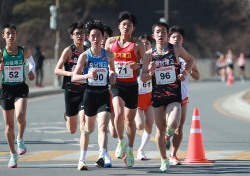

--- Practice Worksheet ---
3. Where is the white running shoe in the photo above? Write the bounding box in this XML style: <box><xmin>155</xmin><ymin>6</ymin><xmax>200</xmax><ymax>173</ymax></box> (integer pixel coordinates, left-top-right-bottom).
<box><xmin>169</xmin><ymin>155</ymin><xmax>181</xmax><ymax>165</ymax></box>
<box><xmin>137</xmin><ymin>151</ymin><xmax>148</xmax><ymax>160</ymax></box>
<box><xmin>17</xmin><ymin>137</ymin><xmax>27</xmax><ymax>155</ymax></box>
<box><xmin>95</xmin><ymin>152</ymin><xmax>112</xmax><ymax>168</ymax></box>
<box><xmin>8</xmin><ymin>153</ymin><xmax>18</xmax><ymax>168</ymax></box>
<box><xmin>159</xmin><ymin>158</ymin><xmax>170</xmax><ymax>172</ymax></box>
<box><xmin>78</xmin><ymin>160</ymin><xmax>88</xmax><ymax>170</ymax></box>
<box><xmin>104</xmin><ymin>152</ymin><xmax>112</xmax><ymax>167</ymax></box>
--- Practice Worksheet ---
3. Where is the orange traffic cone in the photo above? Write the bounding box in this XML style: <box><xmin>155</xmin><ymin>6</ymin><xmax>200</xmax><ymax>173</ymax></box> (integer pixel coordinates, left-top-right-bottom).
<box><xmin>182</xmin><ymin>108</ymin><xmax>213</xmax><ymax>164</ymax></box>
<box><xmin>227</xmin><ymin>72</ymin><xmax>234</xmax><ymax>86</ymax></box>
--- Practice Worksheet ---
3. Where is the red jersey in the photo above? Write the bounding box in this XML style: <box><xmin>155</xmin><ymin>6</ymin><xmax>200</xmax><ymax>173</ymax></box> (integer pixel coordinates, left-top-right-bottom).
<box><xmin>111</xmin><ymin>37</ymin><xmax>137</xmax><ymax>83</ymax></box>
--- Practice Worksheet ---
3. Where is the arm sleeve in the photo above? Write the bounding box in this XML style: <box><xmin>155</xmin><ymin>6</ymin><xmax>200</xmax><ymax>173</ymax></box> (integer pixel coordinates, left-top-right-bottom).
<box><xmin>26</xmin><ymin>56</ymin><xmax>36</xmax><ymax>73</ymax></box>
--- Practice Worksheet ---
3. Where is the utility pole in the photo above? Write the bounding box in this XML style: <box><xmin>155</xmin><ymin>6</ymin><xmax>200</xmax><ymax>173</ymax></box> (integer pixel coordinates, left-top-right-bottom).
<box><xmin>158</xmin><ymin>0</ymin><xmax>169</xmax><ymax>24</ymax></box>
<box><xmin>164</xmin><ymin>0</ymin><xmax>169</xmax><ymax>23</ymax></box>
<box><xmin>50</xmin><ymin>0</ymin><xmax>61</xmax><ymax>88</ymax></box>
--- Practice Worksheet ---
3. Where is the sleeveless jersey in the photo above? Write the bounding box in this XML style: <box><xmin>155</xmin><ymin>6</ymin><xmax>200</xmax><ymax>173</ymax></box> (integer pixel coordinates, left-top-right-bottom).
<box><xmin>151</xmin><ymin>43</ymin><xmax>181</xmax><ymax>103</ymax></box>
<box><xmin>62</xmin><ymin>44</ymin><xmax>86</xmax><ymax>93</ymax></box>
<box><xmin>179</xmin><ymin>58</ymin><xmax>188</xmax><ymax>100</ymax></box>
<box><xmin>1</xmin><ymin>46</ymin><xmax>26</xmax><ymax>85</ymax></box>
<box><xmin>110</xmin><ymin>37</ymin><xmax>137</xmax><ymax>83</ymax></box>
<box><xmin>85</xmin><ymin>48</ymin><xmax>109</xmax><ymax>88</ymax></box>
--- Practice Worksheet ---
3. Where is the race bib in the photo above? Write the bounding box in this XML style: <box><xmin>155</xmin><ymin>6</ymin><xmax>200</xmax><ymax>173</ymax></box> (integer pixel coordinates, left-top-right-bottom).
<box><xmin>114</xmin><ymin>61</ymin><xmax>133</xmax><ymax>78</ymax></box>
<box><xmin>88</xmin><ymin>68</ymin><xmax>108</xmax><ymax>86</ymax></box>
<box><xmin>155</xmin><ymin>65</ymin><xmax>176</xmax><ymax>85</ymax></box>
<box><xmin>4</xmin><ymin>66</ymin><xmax>24</xmax><ymax>83</ymax></box>
<box><xmin>138</xmin><ymin>77</ymin><xmax>152</xmax><ymax>93</ymax></box>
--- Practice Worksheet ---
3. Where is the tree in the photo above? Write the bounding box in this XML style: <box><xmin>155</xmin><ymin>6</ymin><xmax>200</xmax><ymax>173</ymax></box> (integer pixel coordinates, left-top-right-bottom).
<box><xmin>1</xmin><ymin>0</ymin><xmax>116</xmax><ymax>56</ymax></box>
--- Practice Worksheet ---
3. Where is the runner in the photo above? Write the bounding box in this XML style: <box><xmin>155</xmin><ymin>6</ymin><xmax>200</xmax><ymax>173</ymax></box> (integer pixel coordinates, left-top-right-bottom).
<box><xmin>0</xmin><ymin>23</ymin><xmax>36</xmax><ymax>168</ymax></box>
<box><xmin>72</xmin><ymin>20</ymin><xmax>116</xmax><ymax>168</ymax></box>
<box><xmin>105</xmin><ymin>11</ymin><xmax>145</xmax><ymax>167</ymax></box>
<box><xmin>141</xmin><ymin>21</ymin><xmax>194</xmax><ymax>172</ymax></box>
<box><xmin>101</xmin><ymin>24</ymin><xmax>118</xmax><ymax>139</ymax></box>
<box><xmin>168</xmin><ymin>26</ymin><xmax>200</xmax><ymax>165</ymax></box>
<box><xmin>237</xmin><ymin>51</ymin><xmax>246</xmax><ymax>83</ymax></box>
<box><xmin>54</xmin><ymin>22</ymin><xmax>88</xmax><ymax>170</ymax></box>
<box><xmin>135</xmin><ymin>34</ymin><xmax>154</xmax><ymax>160</ymax></box>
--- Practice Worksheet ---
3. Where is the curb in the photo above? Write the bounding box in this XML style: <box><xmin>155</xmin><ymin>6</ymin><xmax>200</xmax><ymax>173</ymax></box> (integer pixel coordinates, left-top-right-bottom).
<box><xmin>218</xmin><ymin>89</ymin><xmax>250</xmax><ymax>121</ymax></box>
<box><xmin>29</xmin><ymin>87</ymin><xmax>63</xmax><ymax>98</ymax></box>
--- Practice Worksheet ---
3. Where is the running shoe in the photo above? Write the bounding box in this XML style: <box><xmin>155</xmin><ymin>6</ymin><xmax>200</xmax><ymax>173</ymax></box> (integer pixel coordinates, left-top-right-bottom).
<box><xmin>95</xmin><ymin>152</ymin><xmax>112</xmax><ymax>168</ymax></box>
<box><xmin>169</xmin><ymin>155</ymin><xmax>181</xmax><ymax>165</ymax></box>
<box><xmin>78</xmin><ymin>160</ymin><xmax>88</xmax><ymax>170</ymax></box>
<box><xmin>159</xmin><ymin>158</ymin><xmax>170</xmax><ymax>172</ymax></box>
<box><xmin>17</xmin><ymin>137</ymin><xmax>27</xmax><ymax>155</ymax></box>
<box><xmin>124</xmin><ymin>148</ymin><xmax>134</xmax><ymax>167</ymax></box>
<box><xmin>8</xmin><ymin>153</ymin><xmax>18</xmax><ymax>168</ymax></box>
<box><xmin>115</xmin><ymin>138</ymin><xmax>127</xmax><ymax>159</ymax></box>
<box><xmin>137</xmin><ymin>151</ymin><xmax>148</xmax><ymax>160</ymax></box>
<box><xmin>165</xmin><ymin>135</ymin><xmax>171</xmax><ymax>150</ymax></box>
<box><xmin>95</xmin><ymin>156</ymin><xmax>104</xmax><ymax>168</ymax></box>
<box><xmin>104</xmin><ymin>152</ymin><xmax>112</xmax><ymax>167</ymax></box>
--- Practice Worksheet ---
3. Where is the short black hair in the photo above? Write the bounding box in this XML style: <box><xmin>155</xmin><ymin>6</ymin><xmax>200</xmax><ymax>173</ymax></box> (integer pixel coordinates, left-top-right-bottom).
<box><xmin>103</xmin><ymin>24</ymin><xmax>113</xmax><ymax>37</ymax></box>
<box><xmin>138</xmin><ymin>34</ymin><xmax>153</xmax><ymax>44</ymax></box>
<box><xmin>152</xmin><ymin>21</ymin><xmax>169</xmax><ymax>33</ymax></box>
<box><xmin>169</xmin><ymin>26</ymin><xmax>186</xmax><ymax>39</ymax></box>
<box><xmin>2</xmin><ymin>23</ymin><xmax>16</xmax><ymax>33</ymax></box>
<box><xmin>118</xmin><ymin>11</ymin><xmax>137</xmax><ymax>26</ymax></box>
<box><xmin>85</xmin><ymin>20</ymin><xmax>104</xmax><ymax>36</ymax></box>
<box><xmin>68</xmin><ymin>21</ymin><xmax>85</xmax><ymax>35</ymax></box>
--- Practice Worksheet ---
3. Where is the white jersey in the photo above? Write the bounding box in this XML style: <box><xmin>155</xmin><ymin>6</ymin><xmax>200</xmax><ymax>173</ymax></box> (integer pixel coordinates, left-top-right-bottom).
<box><xmin>180</xmin><ymin>58</ymin><xmax>188</xmax><ymax>100</ymax></box>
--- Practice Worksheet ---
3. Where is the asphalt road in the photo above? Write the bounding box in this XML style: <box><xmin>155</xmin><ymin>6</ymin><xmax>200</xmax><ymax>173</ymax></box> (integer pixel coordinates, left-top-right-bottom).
<box><xmin>0</xmin><ymin>81</ymin><xmax>250</xmax><ymax>176</ymax></box>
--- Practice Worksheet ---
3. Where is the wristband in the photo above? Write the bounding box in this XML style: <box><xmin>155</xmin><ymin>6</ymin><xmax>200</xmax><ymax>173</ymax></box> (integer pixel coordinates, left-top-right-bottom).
<box><xmin>149</xmin><ymin>72</ymin><xmax>154</xmax><ymax>76</ymax></box>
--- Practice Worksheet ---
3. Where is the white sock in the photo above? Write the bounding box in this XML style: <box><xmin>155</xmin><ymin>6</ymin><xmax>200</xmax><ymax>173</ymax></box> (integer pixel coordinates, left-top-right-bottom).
<box><xmin>127</xmin><ymin>146</ymin><xmax>133</xmax><ymax>150</ymax></box>
<box><xmin>118</xmin><ymin>137</ymin><xmax>125</xmax><ymax>143</ymax></box>
<box><xmin>99</xmin><ymin>148</ymin><xmax>107</xmax><ymax>156</ymax></box>
<box><xmin>138</xmin><ymin>131</ymin><xmax>151</xmax><ymax>152</ymax></box>
<box><xmin>79</xmin><ymin>150</ymin><xmax>87</xmax><ymax>161</ymax></box>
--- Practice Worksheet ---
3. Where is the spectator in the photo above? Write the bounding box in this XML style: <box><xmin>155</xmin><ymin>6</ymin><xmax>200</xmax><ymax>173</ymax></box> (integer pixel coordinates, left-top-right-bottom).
<box><xmin>34</xmin><ymin>46</ymin><xmax>45</xmax><ymax>87</ymax></box>
<box><xmin>237</xmin><ymin>52</ymin><xmax>246</xmax><ymax>83</ymax></box>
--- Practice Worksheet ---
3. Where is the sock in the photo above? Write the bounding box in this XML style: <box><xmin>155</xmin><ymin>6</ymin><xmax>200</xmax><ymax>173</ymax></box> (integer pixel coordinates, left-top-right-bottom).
<box><xmin>99</xmin><ymin>148</ymin><xmax>107</xmax><ymax>156</ymax></box>
<box><xmin>79</xmin><ymin>150</ymin><xmax>87</xmax><ymax>161</ymax></box>
<box><xmin>127</xmin><ymin>146</ymin><xmax>133</xmax><ymax>151</ymax></box>
<box><xmin>138</xmin><ymin>131</ymin><xmax>151</xmax><ymax>152</ymax></box>
<box><xmin>118</xmin><ymin>137</ymin><xmax>125</xmax><ymax>143</ymax></box>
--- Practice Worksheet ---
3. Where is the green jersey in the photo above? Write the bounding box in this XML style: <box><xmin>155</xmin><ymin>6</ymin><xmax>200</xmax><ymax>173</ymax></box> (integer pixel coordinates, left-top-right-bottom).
<box><xmin>1</xmin><ymin>46</ymin><xmax>26</xmax><ymax>85</ymax></box>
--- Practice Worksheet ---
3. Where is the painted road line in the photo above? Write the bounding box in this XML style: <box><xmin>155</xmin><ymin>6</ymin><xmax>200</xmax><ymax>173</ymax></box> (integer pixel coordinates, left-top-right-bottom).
<box><xmin>1</xmin><ymin>150</ymin><xmax>250</xmax><ymax>162</ymax></box>
<box><xmin>19</xmin><ymin>150</ymin><xmax>76</xmax><ymax>162</ymax></box>
<box><xmin>224</xmin><ymin>151</ymin><xmax>250</xmax><ymax>160</ymax></box>
<box><xmin>0</xmin><ymin>162</ymin><xmax>161</xmax><ymax>168</ymax></box>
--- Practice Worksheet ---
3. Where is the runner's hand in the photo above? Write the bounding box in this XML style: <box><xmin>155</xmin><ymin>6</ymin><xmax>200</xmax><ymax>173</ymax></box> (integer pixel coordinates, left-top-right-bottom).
<box><xmin>28</xmin><ymin>71</ymin><xmax>35</xmax><ymax>81</ymax></box>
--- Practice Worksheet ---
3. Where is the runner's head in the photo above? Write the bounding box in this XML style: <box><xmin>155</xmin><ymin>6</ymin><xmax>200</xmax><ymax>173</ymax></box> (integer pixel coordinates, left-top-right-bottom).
<box><xmin>2</xmin><ymin>23</ymin><xmax>17</xmax><ymax>44</ymax></box>
<box><xmin>138</xmin><ymin>34</ymin><xmax>153</xmax><ymax>51</ymax></box>
<box><xmin>169</xmin><ymin>26</ymin><xmax>185</xmax><ymax>45</ymax></box>
<box><xmin>85</xmin><ymin>20</ymin><xmax>104</xmax><ymax>48</ymax></box>
<box><xmin>152</xmin><ymin>21</ymin><xmax>169</xmax><ymax>44</ymax></box>
<box><xmin>102</xmin><ymin>24</ymin><xmax>113</xmax><ymax>48</ymax></box>
<box><xmin>118</xmin><ymin>11</ymin><xmax>137</xmax><ymax>26</ymax></box>
<box><xmin>68</xmin><ymin>22</ymin><xmax>85</xmax><ymax>44</ymax></box>
<box><xmin>118</xmin><ymin>11</ymin><xmax>137</xmax><ymax>36</ymax></box>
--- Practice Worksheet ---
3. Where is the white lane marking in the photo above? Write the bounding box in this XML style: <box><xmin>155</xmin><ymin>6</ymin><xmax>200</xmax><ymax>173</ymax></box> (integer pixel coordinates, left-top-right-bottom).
<box><xmin>0</xmin><ymin>163</ymin><xmax>160</xmax><ymax>167</ymax></box>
